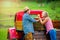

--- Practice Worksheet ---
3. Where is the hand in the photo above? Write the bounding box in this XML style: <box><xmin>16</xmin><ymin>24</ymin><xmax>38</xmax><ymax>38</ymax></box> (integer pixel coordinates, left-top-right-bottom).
<box><xmin>37</xmin><ymin>14</ymin><xmax>40</xmax><ymax>17</ymax></box>
<box><xmin>37</xmin><ymin>14</ymin><xmax>40</xmax><ymax>19</ymax></box>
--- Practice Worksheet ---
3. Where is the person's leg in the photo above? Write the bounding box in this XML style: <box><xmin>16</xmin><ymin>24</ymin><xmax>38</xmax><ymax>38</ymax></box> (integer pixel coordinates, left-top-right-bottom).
<box><xmin>25</xmin><ymin>32</ymin><xmax>33</xmax><ymax>40</ymax></box>
<box><xmin>49</xmin><ymin>30</ymin><xmax>56</xmax><ymax>40</ymax></box>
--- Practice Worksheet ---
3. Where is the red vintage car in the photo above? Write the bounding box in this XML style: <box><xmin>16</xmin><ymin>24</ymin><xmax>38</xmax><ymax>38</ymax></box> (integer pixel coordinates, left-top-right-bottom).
<box><xmin>7</xmin><ymin>10</ymin><xmax>44</xmax><ymax>40</ymax></box>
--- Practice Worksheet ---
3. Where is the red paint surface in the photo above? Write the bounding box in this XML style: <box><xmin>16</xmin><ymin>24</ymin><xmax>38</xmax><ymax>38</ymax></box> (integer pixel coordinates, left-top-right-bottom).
<box><xmin>15</xmin><ymin>10</ymin><xmax>43</xmax><ymax>21</ymax></box>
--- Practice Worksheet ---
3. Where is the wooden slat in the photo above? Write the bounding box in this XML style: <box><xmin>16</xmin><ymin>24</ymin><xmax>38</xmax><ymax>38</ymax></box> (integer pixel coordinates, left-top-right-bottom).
<box><xmin>15</xmin><ymin>21</ymin><xmax>23</xmax><ymax>30</ymax></box>
<box><xmin>52</xmin><ymin>20</ymin><xmax>60</xmax><ymax>28</ymax></box>
<box><xmin>33</xmin><ymin>30</ymin><xmax>60</xmax><ymax>40</ymax></box>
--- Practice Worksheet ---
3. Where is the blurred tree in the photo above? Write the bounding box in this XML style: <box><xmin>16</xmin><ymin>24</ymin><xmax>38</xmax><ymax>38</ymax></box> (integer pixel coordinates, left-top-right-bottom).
<box><xmin>46</xmin><ymin>0</ymin><xmax>55</xmax><ymax>3</ymax></box>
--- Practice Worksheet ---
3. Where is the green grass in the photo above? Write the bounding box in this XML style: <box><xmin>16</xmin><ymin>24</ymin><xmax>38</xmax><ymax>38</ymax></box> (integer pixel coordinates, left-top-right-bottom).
<box><xmin>0</xmin><ymin>28</ymin><xmax>8</xmax><ymax>40</ymax></box>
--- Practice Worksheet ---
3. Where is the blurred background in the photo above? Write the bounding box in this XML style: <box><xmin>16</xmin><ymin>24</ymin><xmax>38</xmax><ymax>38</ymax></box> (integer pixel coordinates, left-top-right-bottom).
<box><xmin>0</xmin><ymin>0</ymin><xmax>60</xmax><ymax>40</ymax></box>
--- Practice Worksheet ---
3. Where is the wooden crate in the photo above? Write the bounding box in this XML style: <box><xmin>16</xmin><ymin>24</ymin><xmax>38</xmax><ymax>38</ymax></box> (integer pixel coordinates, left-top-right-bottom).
<box><xmin>52</xmin><ymin>20</ymin><xmax>60</xmax><ymax>29</ymax></box>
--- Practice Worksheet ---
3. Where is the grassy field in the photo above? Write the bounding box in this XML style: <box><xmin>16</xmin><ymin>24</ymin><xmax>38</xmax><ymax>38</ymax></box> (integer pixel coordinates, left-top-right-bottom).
<box><xmin>0</xmin><ymin>28</ymin><xmax>8</xmax><ymax>40</ymax></box>
<box><xmin>0</xmin><ymin>1</ymin><xmax>60</xmax><ymax>40</ymax></box>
